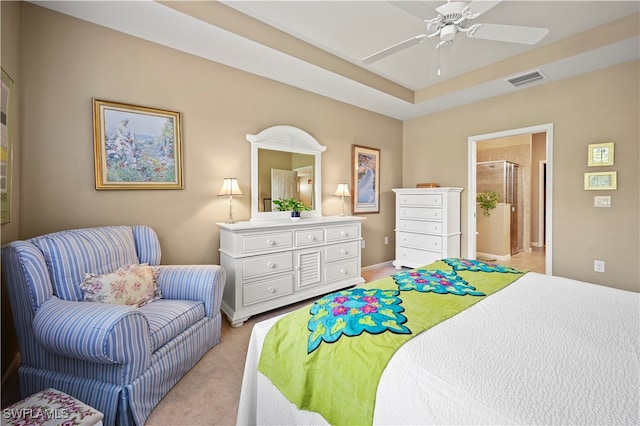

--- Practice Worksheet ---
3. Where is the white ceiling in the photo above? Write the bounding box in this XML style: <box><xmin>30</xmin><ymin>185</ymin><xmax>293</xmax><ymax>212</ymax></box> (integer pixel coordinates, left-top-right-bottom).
<box><xmin>33</xmin><ymin>1</ymin><xmax>640</xmax><ymax>120</ymax></box>
<box><xmin>223</xmin><ymin>1</ymin><xmax>639</xmax><ymax>90</ymax></box>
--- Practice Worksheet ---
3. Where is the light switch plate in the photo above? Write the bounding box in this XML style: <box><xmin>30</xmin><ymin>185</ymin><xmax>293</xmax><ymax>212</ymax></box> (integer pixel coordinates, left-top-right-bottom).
<box><xmin>594</xmin><ymin>196</ymin><xmax>611</xmax><ymax>208</ymax></box>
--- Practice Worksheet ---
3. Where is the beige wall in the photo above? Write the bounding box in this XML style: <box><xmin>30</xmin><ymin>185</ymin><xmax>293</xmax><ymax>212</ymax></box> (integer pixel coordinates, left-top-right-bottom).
<box><xmin>15</xmin><ymin>3</ymin><xmax>402</xmax><ymax>267</ymax></box>
<box><xmin>531</xmin><ymin>132</ymin><xmax>547</xmax><ymax>246</ymax></box>
<box><xmin>404</xmin><ymin>60</ymin><xmax>640</xmax><ymax>292</ymax></box>
<box><xmin>1</xmin><ymin>0</ymin><xmax>21</xmax><ymax>380</ymax></box>
<box><xmin>477</xmin><ymin>204</ymin><xmax>511</xmax><ymax>257</ymax></box>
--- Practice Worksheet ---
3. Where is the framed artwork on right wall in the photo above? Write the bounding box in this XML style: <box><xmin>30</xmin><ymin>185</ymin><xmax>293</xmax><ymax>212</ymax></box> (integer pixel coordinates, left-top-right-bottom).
<box><xmin>584</xmin><ymin>171</ymin><xmax>617</xmax><ymax>190</ymax></box>
<box><xmin>587</xmin><ymin>142</ymin><xmax>614</xmax><ymax>167</ymax></box>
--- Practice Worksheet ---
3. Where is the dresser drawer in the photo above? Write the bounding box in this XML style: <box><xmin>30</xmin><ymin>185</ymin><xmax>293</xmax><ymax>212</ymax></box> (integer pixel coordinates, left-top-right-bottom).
<box><xmin>295</xmin><ymin>228</ymin><xmax>325</xmax><ymax>246</ymax></box>
<box><xmin>397</xmin><ymin>194</ymin><xmax>443</xmax><ymax>207</ymax></box>
<box><xmin>243</xmin><ymin>275</ymin><xmax>293</xmax><ymax>306</ymax></box>
<box><xmin>242</xmin><ymin>232</ymin><xmax>293</xmax><ymax>253</ymax></box>
<box><xmin>398</xmin><ymin>206</ymin><xmax>443</xmax><ymax>221</ymax></box>
<box><xmin>326</xmin><ymin>225</ymin><xmax>359</xmax><ymax>242</ymax></box>
<box><xmin>396</xmin><ymin>247</ymin><xmax>442</xmax><ymax>267</ymax></box>
<box><xmin>397</xmin><ymin>231</ymin><xmax>442</xmax><ymax>251</ymax></box>
<box><xmin>325</xmin><ymin>259</ymin><xmax>359</xmax><ymax>284</ymax></box>
<box><xmin>325</xmin><ymin>241</ymin><xmax>359</xmax><ymax>262</ymax></box>
<box><xmin>397</xmin><ymin>219</ymin><xmax>442</xmax><ymax>235</ymax></box>
<box><xmin>242</xmin><ymin>252</ymin><xmax>293</xmax><ymax>279</ymax></box>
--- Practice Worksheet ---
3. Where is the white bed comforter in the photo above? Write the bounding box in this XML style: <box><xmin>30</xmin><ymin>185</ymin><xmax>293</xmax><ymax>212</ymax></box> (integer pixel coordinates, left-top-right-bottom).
<box><xmin>237</xmin><ymin>272</ymin><xmax>640</xmax><ymax>425</ymax></box>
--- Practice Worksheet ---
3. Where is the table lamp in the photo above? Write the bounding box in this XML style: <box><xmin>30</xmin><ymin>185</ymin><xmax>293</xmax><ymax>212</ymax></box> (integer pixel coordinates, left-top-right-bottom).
<box><xmin>334</xmin><ymin>183</ymin><xmax>350</xmax><ymax>216</ymax></box>
<box><xmin>218</xmin><ymin>178</ymin><xmax>242</xmax><ymax>223</ymax></box>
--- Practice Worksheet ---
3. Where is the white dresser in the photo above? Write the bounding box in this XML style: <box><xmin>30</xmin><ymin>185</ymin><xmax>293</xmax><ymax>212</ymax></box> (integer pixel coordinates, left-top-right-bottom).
<box><xmin>217</xmin><ymin>216</ymin><xmax>365</xmax><ymax>326</ymax></box>
<box><xmin>392</xmin><ymin>187</ymin><xmax>463</xmax><ymax>269</ymax></box>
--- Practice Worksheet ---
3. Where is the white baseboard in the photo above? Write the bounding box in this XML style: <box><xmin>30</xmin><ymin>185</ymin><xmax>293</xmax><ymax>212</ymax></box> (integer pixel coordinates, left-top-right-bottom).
<box><xmin>477</xmin><ymin>252</ymin><xmax>511</xmax><ymax>261</ymax></box>
<box><xmin>361</xmin><ymin>261</ymin><xmax>394</xmax><ymax>271</ymax></box>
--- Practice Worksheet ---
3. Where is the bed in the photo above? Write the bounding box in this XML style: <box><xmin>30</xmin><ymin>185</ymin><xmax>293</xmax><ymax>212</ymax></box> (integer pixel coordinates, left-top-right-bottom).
<box><xmin>237</xmin><ymin>259</ymin><xmax>639</xmax><ymax>425</ymax></box>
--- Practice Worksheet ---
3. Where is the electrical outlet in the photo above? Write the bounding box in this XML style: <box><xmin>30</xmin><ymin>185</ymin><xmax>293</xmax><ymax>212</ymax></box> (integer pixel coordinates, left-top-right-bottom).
<box><xmin>361</xmin><ymin>240</ymin><xmax>365</xmax><ymax>249</ymax></box>
<box><xmin>594</xmin><ymin>260</ymin><xmax>605</xmax><ymax>273</ymax></box>
<box><xmin>384</xmin><ymin>236</ymin><xmax>389</xmax><ymax>245</ymax></box>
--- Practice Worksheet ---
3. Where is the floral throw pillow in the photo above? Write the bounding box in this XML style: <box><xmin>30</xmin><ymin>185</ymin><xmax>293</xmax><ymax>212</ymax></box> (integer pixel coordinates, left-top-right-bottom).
<box><xmin>80</xmin><ymin>263</ymin><xmax>162</xmax><ymax>307</ymax></box>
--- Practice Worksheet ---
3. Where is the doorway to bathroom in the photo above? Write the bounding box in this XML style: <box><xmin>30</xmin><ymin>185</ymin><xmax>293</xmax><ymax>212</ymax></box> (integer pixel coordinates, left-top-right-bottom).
<box><xmin>467</xmin><ymin>124</ymin><xmax>553</xmax><ymax>275</ymax></box>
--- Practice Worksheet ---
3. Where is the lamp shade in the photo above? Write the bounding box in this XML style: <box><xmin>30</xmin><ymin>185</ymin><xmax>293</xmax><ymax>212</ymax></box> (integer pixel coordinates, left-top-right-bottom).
<box><xmin>334</xmin><ymin>183</ymin><xmax>351</xmax><ymax>197</ymax></box>
<box><xmin>218</xmin><ymin>178</ymin><xmax>242</xmax><ymax>196</ymax></box>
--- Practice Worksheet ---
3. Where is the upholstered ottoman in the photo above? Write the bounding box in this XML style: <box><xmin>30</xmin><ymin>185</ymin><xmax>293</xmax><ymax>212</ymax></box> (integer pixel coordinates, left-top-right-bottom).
<box><xmin>2</xmin><ymin>388</ymin><xmax>103</xmax><ymax>426</ymax></box>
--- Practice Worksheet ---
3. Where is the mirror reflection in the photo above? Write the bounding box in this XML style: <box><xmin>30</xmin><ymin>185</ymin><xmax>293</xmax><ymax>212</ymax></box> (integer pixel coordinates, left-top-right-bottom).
<box><xmin>258</xmin><ymin>149</ymin><xmax>315</xmax><ymax>212</ymax></box>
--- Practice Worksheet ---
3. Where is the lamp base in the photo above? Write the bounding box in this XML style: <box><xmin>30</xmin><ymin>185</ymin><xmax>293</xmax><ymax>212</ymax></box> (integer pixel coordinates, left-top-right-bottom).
<box><xmin>225</xmin><ymin>196</ymin><xmax>237</xmax><ymax>224</ymax></box>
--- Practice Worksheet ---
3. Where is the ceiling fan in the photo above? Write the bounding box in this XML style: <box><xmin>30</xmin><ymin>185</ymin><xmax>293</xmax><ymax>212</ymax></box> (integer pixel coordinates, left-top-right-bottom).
<box><xmin>362</xmin><ymin>0</ymin><xmax>549</xmax><ymax>78</ymax></box>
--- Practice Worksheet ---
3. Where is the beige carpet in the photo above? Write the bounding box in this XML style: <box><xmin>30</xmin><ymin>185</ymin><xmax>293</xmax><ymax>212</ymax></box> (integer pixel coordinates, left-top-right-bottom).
<box><xmin>146</xmin><ymin>307</ymin><xmax>285</xmax><ymax>425</ymax></box>
<box><xmin>146</xmin><ymin>264</ymin><xmax>397</xmax><ymax>425</ymax></box>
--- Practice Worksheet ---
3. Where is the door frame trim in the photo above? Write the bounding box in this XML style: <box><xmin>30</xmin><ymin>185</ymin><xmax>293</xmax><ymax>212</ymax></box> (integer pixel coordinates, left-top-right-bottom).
<box><xmin>467</xmin><ymin>123</ymin><xmax>553</xmax><ymax>275</ymax></box>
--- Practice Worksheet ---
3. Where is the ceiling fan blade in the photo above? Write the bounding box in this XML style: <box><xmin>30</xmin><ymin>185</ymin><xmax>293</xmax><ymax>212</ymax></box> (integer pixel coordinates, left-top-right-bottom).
<box><xmin>467</xmin><ymin>24</ymin><xmax>549</xmax><ymax>45</ymax></box>
<box><xmin>362</xmin><ymin>34</ymin><xmax>428</xmax><ymax>65</ymax></box>
<box><xmin>430</xmin><ymin>40</ymin><xmax>453</xmax><ymax>78</ymax></box>
<box><xmin>389</xmin><ymin>1</ymin><xmax>441</xmax><ymax>22</ymax></box>
<box><xmin>465</xmin><ymin>0</ymin><xmax>502</xmax><ymax>18</ymax></box>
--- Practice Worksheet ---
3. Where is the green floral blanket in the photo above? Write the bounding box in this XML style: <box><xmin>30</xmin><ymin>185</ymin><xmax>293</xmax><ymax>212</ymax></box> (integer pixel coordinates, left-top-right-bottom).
<box><xmin>258</xmin><ymin>258</ymin><xmax>524</xmax><ymax>425</ymax></box>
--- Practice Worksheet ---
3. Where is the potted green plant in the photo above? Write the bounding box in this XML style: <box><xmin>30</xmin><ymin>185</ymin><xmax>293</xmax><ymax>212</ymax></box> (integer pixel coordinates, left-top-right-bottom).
<box><xmin>272</xmin><ymin>197</ymin><xmax>311</xmax><ymax>220</ymax></box>
<box><xmin>476</xmin><ymin>190</ymin><xmax>499</xmax><ymax>217</ymax></box>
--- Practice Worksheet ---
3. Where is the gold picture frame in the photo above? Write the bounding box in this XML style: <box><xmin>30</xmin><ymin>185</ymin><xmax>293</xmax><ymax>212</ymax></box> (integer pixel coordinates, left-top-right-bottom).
<box><xmin>584</xmin><ymin>171</ymin><xmax>617</xmax><ymax>190</ymax></box>
<box><xmin>1</xmin><ymin>69</ymin><xmax>14</xmax><ymax>223</ymax></box>
<box><xmin>93</xmin><ymin>99</ymin><xmax>183</xmax><ymax>190</ymax></box>
<box><xmin>587</xmin><ymin>142</ymin><xmax>614</xmax><ymax>167</ymax></box>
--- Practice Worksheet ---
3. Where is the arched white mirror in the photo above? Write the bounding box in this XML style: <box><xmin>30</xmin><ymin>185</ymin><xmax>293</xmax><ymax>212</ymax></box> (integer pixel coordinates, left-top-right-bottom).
<box><xmin>248</xmin><ymin>126</ymin><xmax>326</xmax><ymax>221</ymax></box>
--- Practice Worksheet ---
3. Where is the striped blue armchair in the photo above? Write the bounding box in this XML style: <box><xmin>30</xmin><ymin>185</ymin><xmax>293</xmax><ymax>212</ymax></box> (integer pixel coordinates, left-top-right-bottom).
<box><xmin>1</xmin><ymin>225</ymin><xmax>226</xmax><ymax>425</ymax></box>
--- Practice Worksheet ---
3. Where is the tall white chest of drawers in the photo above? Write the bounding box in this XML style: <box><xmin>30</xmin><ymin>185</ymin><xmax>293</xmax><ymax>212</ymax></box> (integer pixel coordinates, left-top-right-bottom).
<box><xmin>217</xmin><ymin>216</ymin><xmax>365</xmax><ymax>326</ymax></box>
<box><xmin>392</xmin><ymin>187</ymin><xmax>463</xmax><ymax>269</ymax></box>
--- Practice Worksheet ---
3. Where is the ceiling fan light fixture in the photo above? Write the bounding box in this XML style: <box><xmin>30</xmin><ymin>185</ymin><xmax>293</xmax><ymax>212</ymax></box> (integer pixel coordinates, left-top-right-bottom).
<box><xmin>440</xmin><ymin>25</ymin><xmax>457</xmax><ymax>42</ymax></box>
<box><xmin>364</xmin><ymin>0</ymin><xmax>549</xmax><ymax>76</ymax></box>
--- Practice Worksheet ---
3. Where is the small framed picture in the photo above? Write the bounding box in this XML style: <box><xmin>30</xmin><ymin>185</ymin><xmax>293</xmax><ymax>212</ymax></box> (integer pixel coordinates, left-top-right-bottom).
<box><xmin>351</xmin><ymin>145</ymin><xmax>380</xmax><ymax>214</ymax></box>
<box><xmin>93</xmin><ymin>99</ymin><xmax>183</xmax><ymax>190</ymax></box>
<box><xmin>588</xmin><ymin>142</ymin><xmax>614</xmax><ymax>167</ymax></box>
<box><xmin>584</xmin><ymin>171</ymin><xmax>617</xmax><ymax>190</ymax></box>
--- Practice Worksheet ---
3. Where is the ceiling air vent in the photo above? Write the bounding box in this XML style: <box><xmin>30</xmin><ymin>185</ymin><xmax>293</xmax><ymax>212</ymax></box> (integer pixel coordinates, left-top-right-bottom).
<box><xmin>507</xmin><ymin>70</ymin><xmax>546</xmax><ymax>87</ymax></box>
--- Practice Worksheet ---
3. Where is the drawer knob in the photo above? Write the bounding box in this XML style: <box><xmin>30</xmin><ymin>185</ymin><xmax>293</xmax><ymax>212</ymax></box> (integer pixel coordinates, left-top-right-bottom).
<box><xmin>340</xmin><ymin>249</ymin><xmax>348</xmax><ymax>254</ymax></box>
<box><xmin>268</xmin><ymin>287</ymin><xmax>275</xmax><ymax>293</ymax></box>
<box><xmin>433</xmin><ymin>212</ymin><xmax>439</xmax><ymax>217</ymax></box>
<box><xmin>340</xmin><ymin>269</ymin><xmax>347</xmax><ymax>275</ymax></box>
<box><xmin>267</xmin><ymin>239</ymin><xmax>275</xmax><ymax>245</ymax></box>
<box><xmin>340</xmin><ymin>231</ymin><xmax>347</xmax><ymax>236</ymax></box>
<box><xmin>308</xmin><ymin>235</ymin><xmax>315</xmax><ymax>240</ymax></box>
<box><xmin>267</xmin><ymin>262</ymin><xmax>275</xmax><ymax>268</ymax></box>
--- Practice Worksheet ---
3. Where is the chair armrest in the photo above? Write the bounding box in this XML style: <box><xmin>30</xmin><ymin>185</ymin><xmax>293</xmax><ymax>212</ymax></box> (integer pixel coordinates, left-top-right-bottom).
<box><xmin>33</xmin><ymin>297</ymin><xmax>151</xmax><ymax>376</ymax></box>
<box><xmin>157</xmin><ymin>265</ymin><xmax>226</xmax><ymax>318</ymax></box>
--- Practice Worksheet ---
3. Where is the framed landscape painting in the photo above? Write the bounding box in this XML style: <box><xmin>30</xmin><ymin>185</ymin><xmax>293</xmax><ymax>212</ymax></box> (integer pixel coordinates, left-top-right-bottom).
<box><xmin>351</xmin><ymin>144</ymin><xmax>380</xmax><ymax>214</ymax></box>
<box><xmin>1</xmin><ymin>69</ymin><xmax>14</xmax><ymax>223</ymax></box>
<box><xmin>93</xmin><ymin>99</ymin><xmax>183</xmax><ymax>189</ymax></box>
